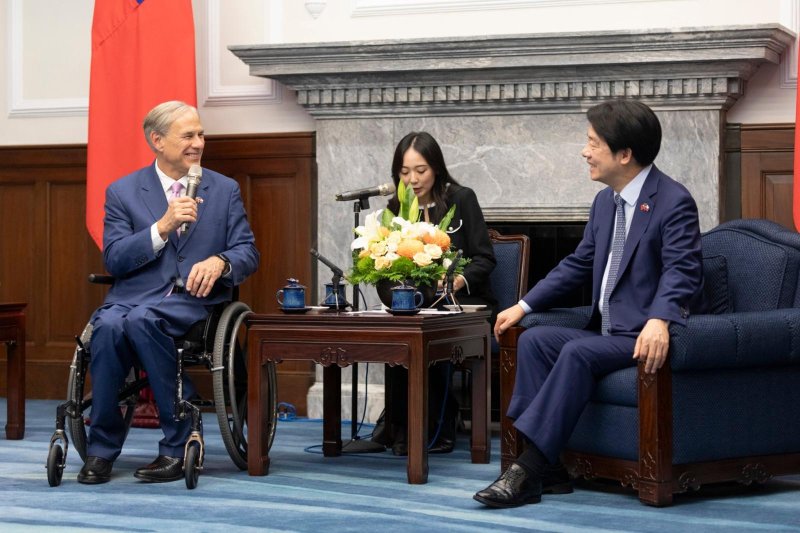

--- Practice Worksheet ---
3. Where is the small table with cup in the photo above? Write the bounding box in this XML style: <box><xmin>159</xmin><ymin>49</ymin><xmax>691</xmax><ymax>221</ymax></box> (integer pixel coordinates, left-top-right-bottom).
<box><xmin>248</xmin><ymin>284</ymin><xmax>491</xmax><ymax>484</ymax></box>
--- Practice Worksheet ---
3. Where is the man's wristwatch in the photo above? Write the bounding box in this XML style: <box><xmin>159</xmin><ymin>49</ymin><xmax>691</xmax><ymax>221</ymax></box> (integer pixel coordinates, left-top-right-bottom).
<box><xmin>216</xmin><ymin>253</ymin><xmax>231</xmax><ymax>276</ymax></box>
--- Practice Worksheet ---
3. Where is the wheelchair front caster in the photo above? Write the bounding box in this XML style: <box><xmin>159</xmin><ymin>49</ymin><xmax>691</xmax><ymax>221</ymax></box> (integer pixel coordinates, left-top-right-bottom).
<box><xmin>47</xmin><ymin>443</ymin><xmax>65</xmax><ymax>487</ymax></box>
<box><xmin>185</xmin><ymin>442</ymin><xmax>201</xmax><ymax>490</ymax></box>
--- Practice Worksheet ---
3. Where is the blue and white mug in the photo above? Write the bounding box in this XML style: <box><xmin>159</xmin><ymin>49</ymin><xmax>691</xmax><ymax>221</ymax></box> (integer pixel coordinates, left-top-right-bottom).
<box><xmin>323</xmin><ymin>283</ymin><xmax>348</xmax><ymax>308</ymax></box>
<box><xmin>276</xmin><ymin>278</ymin><xmax>306</xmax><ymax>309</ymax></box>
<box><xmin>390</xmin><ymin>285</ymin><xmax>424</xmax><ymax>311</ymax></box>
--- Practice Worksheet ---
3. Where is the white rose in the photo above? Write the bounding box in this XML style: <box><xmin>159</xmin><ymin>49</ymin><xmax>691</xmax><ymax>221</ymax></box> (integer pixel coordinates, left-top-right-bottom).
<box><xmin>374</xmin><ymin>256</ymin><xmax>393</xmax><ymax>270</ymax></box>
<box><xmin>423</xmin><ymin>243</ymin><xmax>442</xmax><ymax>259</ymax></box>
<box><xmin>413</xmin><ymin>252</ymin><xmax>433</xmax><ymax>267</ymax></box>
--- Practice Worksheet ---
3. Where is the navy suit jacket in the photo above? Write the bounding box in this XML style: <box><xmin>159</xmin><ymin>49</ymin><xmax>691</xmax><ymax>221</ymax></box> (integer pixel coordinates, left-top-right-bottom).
<box><xmin>100</xmin><ymin>163</ymin><xmax>259</xmax><ymax>307</ymax></box>
<box><xmin>521</xmin><ymin>165</ymin><xmax>702</xmax><ymax>337</ymax></box>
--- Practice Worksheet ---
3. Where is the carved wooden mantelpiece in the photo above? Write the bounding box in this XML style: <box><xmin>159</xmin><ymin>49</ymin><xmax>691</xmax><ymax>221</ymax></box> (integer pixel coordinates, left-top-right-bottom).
<box><xmin>231</xmin><ymin>25</ymin><xmax>794</xmax><ymax>118</ymax></box>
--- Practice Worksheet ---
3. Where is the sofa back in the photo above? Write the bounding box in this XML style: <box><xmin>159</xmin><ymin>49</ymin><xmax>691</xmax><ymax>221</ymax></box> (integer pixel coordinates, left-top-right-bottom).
<box><xmin>700</xmin><ymin>219</ymin><xmax>800</xmax><ymax>313</ymax></box>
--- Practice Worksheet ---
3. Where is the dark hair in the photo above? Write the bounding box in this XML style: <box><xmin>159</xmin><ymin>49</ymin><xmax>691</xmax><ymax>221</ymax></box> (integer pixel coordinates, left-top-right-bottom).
<box><xmin>586</xmin><ymin>100</ymin><xmax>661</xmax><ymax>167</ymax></box>
<box><xmin>387</xmin><ymin>132</ymin><xmax>459</xmax><ymax>221</ymax></box>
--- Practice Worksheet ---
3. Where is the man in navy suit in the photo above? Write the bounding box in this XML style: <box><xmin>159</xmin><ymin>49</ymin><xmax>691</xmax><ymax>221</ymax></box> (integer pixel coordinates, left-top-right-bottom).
<box><xmin>474</xmin><ymin>99</ymin><xmax>702</xmax><ymax>508</ymax></box>
<box><xmin>78</xmin><ymin>101</ymin><xmax>259</xmax><ymax>484</ymax></box>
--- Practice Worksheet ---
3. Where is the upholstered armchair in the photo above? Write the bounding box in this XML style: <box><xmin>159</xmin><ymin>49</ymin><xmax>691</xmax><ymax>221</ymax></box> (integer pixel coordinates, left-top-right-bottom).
<box><xmin>499</xmin><ymin>219</ymin><xmax>800</xmax><ymax>506</ymax></box>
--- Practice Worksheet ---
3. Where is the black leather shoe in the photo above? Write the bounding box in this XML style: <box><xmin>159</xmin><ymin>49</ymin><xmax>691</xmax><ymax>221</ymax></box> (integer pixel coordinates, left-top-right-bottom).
<box><xmin>428</xmin><ymin>435</ymin><xmax>455</xmax><ymax>454</ymax></box>
<box><xmin>392</xmin><ymin>438</ymin><xmax>408</xmax><ymax>456</ymax></box>
<box><xmin>133</xmin><ymin>455</ymin><xmax>184</xmax><ymax>483</ymax></box>
<box><xmin>77</xmin><ymin>456</ymin><xmax>113</xmax><ymax>484</ymax></box>
<box><xmin>542</xmin><ymin>462</ymin><xmax>573</xmax><ymax>494</ymax></box>
<box><xmin>473</xmin><ymin>463</ymin><xmax>542</xmax><ymax>508</ymax></box>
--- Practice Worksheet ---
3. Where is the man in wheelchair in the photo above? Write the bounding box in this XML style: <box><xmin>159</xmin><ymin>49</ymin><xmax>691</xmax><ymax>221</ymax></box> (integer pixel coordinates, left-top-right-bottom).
<box><xmin>77</xmin><ymin>101</ymin><xmax>259</xmax><ymax>484</ymax></box>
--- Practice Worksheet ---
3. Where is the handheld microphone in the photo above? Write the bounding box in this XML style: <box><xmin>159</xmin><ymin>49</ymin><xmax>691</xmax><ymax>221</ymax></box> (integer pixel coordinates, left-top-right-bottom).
<box><xmin>310</xmin><ymin>248</ymin><xmax>344</xmax><ymax>277</ymax></box>
<box><xmin>180</xmin><ymin>164</ymin><xmax>203</xmax><ymax>233</ymax></box>
<box><xmin>335</xmin><ymin>182</ymin><xmax>396</xmax><ymax>202</ymax></box>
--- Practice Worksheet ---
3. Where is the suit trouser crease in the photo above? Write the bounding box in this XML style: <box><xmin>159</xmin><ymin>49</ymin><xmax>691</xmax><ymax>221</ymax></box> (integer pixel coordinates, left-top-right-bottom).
<box><xmin>508</xmin><ymin>326</ymin><xmax>636</xmax><ymax>463</ymax></box>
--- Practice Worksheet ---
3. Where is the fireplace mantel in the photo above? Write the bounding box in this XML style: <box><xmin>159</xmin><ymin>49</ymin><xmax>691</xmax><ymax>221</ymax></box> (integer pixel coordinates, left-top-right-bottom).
<box><xmin>230</xmin><ymin>25</ymin><xmax>793</xmax><ymax>117</ymax></box>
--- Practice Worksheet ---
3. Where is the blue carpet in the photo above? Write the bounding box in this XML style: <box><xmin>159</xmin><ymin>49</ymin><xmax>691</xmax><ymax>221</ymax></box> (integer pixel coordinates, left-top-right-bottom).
<box><xmin>1</xmin><ymin>399</ymin><xmax>799</xmax><ymax>532</ymax></box>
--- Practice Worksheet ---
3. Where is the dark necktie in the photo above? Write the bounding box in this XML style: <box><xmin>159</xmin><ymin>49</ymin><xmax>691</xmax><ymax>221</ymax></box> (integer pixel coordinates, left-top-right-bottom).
<box><xmin>602</xmin><ymin>194</ymin><xmax>626</xmax><ymax>336</ymax></box>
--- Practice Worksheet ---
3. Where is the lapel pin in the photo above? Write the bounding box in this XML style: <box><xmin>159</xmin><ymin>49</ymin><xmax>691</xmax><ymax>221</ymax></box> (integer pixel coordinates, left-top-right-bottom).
<box><xmin>639</xmin><ymin>203</ymin><xmax>650</xmax><ymax>213</ymax></box>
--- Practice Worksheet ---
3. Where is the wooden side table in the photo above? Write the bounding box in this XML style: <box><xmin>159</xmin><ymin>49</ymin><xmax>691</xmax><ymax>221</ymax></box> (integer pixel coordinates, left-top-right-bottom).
<box><xmin>246</xmin><ymin>310</ymin><xmax>491</xmax><ymax>484</ymax></box>
<box><xmin>0</xmin><ymin>303</ymin><xmax>26</xmax><ymax>439</ymax></box>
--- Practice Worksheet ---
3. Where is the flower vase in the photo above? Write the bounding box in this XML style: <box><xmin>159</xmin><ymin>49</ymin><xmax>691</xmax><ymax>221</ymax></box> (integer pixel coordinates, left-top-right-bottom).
<box><xmin>376</xmin><ymin>279</ymin><xmax>437</xmax><ymax>309</ymax></box>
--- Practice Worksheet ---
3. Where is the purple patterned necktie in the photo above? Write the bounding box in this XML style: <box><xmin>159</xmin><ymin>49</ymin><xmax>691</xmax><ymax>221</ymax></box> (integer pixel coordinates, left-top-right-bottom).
<box><xmin>601</xmin><ymin>194</ymin><xmax>626</xmax><ymax>336</ymax></box>
<box><xmin>169</xmin><ymin>181</ymin><xmax>184</xmax><ymax>236</ymax></box>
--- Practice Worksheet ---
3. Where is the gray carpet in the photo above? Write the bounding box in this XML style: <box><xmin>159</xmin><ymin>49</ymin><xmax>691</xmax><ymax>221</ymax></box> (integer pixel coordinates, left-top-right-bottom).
<box><xmin>2</xmin><ymin>399</ymin><xmax>799</xmax><ymax>532</ymax></box>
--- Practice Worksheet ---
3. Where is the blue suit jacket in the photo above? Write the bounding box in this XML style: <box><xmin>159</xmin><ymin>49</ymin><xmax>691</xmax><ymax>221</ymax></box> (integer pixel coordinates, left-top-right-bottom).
<box><xmin>522</xmin><ymin>165</ymin><xmax>702</xmax><ymax>337</ymax></box>
<box><xmin>100</xmin><ymin>163</ymin><xmax>259</xmax><ymax>307</ymax></box>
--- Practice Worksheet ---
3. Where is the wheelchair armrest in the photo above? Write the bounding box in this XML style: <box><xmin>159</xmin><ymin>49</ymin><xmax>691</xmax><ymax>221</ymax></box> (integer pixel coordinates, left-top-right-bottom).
<box><xmin>669</xmin><ymin>308</ymin><xmax>800</xmax><ymax>371</ymax></box>
<box><xmin>88</xmin><ymin>274</ymin><xmax>114</xmax><ymax>285</ymax></box>
<box><xmin>518</xmin><ymin>306</ymin><xmax>593</xmax><ymax>330</ymax></box>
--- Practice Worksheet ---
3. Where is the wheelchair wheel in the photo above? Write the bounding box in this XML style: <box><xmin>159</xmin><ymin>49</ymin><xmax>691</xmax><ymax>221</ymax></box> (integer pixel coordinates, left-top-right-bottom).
<box><xmin>46</xmin><ymin>443</ymin><xmax>65</xmax><ymax>487</ymax></box>
<box><xmin>66</xmin><ymin>323</ymin><xmax>142</xmax><ymax>462</ymax></box>
<box><xmin>185</xmin><ymin>442</ymin><xmax>201</xmax><ymax>490</ymax></box>
<box><xmin>213</xmin><ymin>301</ymin><xmax>277</xmax><ymax>471</ymax></box>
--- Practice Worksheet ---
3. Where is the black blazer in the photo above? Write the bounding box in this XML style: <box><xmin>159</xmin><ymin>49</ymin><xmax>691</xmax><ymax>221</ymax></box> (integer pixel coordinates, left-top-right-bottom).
<box><xmin>433</xmin><ymin>185</ymin><xmax>497</xmax><ymax>314</ymax></box>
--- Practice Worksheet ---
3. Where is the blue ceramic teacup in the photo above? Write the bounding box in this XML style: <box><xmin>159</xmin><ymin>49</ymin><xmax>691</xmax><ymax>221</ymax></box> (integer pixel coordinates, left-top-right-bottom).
<box><xmin>391</xmin><ymin>285</ymin><xmax>424</xmax><ymax>311</ymax></box>
<box><xmin>276</xmin><ymin>279</ymin><xmax>306</xmax><ymax>309</ymax></box>
<box><xmin>323</xmin><ymin>283</ymin><xmax>348</xmax><ymax>308</ymax></box>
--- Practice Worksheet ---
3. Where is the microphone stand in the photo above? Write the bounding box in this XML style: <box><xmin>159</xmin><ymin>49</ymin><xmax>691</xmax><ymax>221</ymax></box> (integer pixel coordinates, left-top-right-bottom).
<box><xmin>430</xmin><ymin>250</ymin><xmax>463</xmax><ymax>310</ymax></box>
<box><xmin>341</xmin><ymin>195</ymin><xmax>385</xmax><ymax>453</ymax></box>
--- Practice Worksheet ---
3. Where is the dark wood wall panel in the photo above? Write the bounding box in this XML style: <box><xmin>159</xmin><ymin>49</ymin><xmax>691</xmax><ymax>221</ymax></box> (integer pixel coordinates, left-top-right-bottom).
<box><xmin>0</xmin><ymin>134</ymin><xmax>317</xmax><ymax>413</ymax></box>
<box><xmin>738</xmin><ymin>124</ymin><xmax>795</xmax><ymax>230</ymax></box>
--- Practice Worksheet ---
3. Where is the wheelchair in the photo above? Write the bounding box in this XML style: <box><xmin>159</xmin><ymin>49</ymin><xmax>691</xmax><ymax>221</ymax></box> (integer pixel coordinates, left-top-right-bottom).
<box><xmin>46</xmin><ymin>275</ymin><xmax>278</xmax><ymax>489</ymax></box>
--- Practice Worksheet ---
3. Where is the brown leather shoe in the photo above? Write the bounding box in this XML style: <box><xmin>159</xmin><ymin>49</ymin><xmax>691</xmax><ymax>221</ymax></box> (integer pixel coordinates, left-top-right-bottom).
<box><xmin>77</xmin><ymin>456</ymin><xmax>113</xmax><ymax>484</ymax></box>
<box><xmin>473</xmin><ymin>463</ymin><xmax>542</xmax><ymax>508</ymax></box>
<box><xmin>133</xmin><ymin>455</ymin><xmax>184</xmax><ymax>483</ymax></box>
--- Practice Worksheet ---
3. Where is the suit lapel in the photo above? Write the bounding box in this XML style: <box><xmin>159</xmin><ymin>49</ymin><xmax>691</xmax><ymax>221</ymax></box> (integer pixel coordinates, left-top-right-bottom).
<box><xmin>138</xmin><ymin>166</ymin><xmax>174</xmax><ymax>246</ymax></box>
<box><xmin>615</xmin><ymin>166</ymin><xmax>659</xmax><ymax>280</ymax></box>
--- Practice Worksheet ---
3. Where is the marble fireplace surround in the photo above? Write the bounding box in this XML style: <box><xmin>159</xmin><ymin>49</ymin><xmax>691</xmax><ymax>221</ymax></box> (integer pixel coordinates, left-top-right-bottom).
<box><xmin>231</xmin><ymin>25</ymin><xmax>793</xmax><ymax>422</ymax></box>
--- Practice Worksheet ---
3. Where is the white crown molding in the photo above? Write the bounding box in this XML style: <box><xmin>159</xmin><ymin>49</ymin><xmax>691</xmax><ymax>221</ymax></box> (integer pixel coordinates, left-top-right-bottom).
<box><xmin>7</xmin><ymin>0</ymin><xmax>88</xmax><ymax>117</ymax></box>
<box><xmin>350</xmin><ymin>0</ymin><xmax>667</xmax><ymax>17</ymax></box>
<box><xmin>780</xmin><ymin>0</ymin><xmax>798</xmax><ymax>88</ymax></box>
<box><xmin>202</xmin><ymin>0</ymin><xmax>281</xmax><ymax>107</ymax></box>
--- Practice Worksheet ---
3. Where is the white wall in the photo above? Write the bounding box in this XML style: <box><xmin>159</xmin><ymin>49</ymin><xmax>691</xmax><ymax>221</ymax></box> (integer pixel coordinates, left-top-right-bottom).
<box><xmin>1</xmin><ymin>0</ymin><xmax>796</xmax><ymax>146</ymax></box>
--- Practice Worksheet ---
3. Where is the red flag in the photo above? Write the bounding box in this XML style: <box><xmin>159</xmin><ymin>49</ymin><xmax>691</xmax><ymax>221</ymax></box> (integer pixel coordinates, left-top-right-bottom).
<box><xmin>86</xmin><ymin>0</ymin><xmax>197</xmax><ymax>249</ymax></box>
<box><xmin>795</xmin><ymin>57</ymin><xmax>800</xmax><ymax>231</ymax></box>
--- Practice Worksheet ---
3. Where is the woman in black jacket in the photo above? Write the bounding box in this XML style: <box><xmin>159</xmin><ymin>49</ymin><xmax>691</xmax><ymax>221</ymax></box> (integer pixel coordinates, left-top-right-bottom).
<box><xmin>381</xmin><ymin>131</ymin><xmax>497</xmax><ymax>455</ymax></box>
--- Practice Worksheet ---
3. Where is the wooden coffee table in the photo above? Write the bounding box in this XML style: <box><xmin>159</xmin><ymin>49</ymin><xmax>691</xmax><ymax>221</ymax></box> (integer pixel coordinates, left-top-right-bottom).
<box><xmin>246</xmin><ymin>310</ymin><xmax>491</xmax><ymax>484</ymax></box>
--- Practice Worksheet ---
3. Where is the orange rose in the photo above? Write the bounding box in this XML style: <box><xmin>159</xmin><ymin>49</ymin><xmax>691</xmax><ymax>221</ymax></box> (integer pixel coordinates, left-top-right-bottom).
<box><xmin>423</xmin><ymin>229</ymin><xmax>451</xmax><ymax>251</ymax></box>
<box><xmin>396</xmin><ymin>238</ymin><xmax>425</xmax><ymax>259</ymax></box>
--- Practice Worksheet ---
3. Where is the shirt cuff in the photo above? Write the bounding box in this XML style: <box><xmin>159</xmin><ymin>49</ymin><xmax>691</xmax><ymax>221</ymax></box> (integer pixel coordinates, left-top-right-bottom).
<box><xmin>151</xmin><ymin>223</ymin><xmax>167</xmax><ymax>253</ymax></box>
<box><xmin>518</xmin><ymin>299</ymin><xmax>532</xmax><ymax>314</ymax></box>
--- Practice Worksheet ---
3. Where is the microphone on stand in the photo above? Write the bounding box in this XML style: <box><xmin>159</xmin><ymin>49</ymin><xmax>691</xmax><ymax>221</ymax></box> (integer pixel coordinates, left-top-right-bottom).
<box><xmin>310</xmin><ymin>248</ymin><xmax>344</xmax><ymax>277</ymax></box>
<box><xmin>180</xmin><ymin>164</ymin><xmax>203</xmax><ymax>233</ymax></box>
<box><xmin>335</xmin><ymin>182</ymin><xmax>395</xmax><ymax>202</ymax></box>
<box><xmin>311</xmin><ymin>248</ymin><xmax>350</xmax><ymax>310</ymax></box>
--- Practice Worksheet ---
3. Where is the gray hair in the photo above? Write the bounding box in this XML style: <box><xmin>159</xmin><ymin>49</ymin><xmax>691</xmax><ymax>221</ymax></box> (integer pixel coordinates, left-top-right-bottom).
<box><xmin>143</xmin><ymin>101</ymin><xmax>198</xmax><ymax>152</ymax></box>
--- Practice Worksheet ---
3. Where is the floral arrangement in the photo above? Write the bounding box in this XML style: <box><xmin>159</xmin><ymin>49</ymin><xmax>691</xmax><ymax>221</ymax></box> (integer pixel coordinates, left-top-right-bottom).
<box><xmin>348</xmin><ymin>182</ymin><xmax>467</xmax><ymax>289</ymax></box>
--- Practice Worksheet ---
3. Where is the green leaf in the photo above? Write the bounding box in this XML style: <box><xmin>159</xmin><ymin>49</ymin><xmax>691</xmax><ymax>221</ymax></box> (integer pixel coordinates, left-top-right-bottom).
<box><xmin>408</xmin><ymin>196</ymin><xmax>419</xmax><ymax>222</ymax></box>
<box><xmin>397</xmin><ymin>180</ymin><xmax>407</xmax><ymax>203</ymax></box>
<box><xmin>438</xmin><ymin>204</ymin><xmax>457</xmax><ymax>231</ymax></box>
<box><xmin>381</xmin><ymin>207</ymin><xmax>395</xmax><ymax>228</ymax></box>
